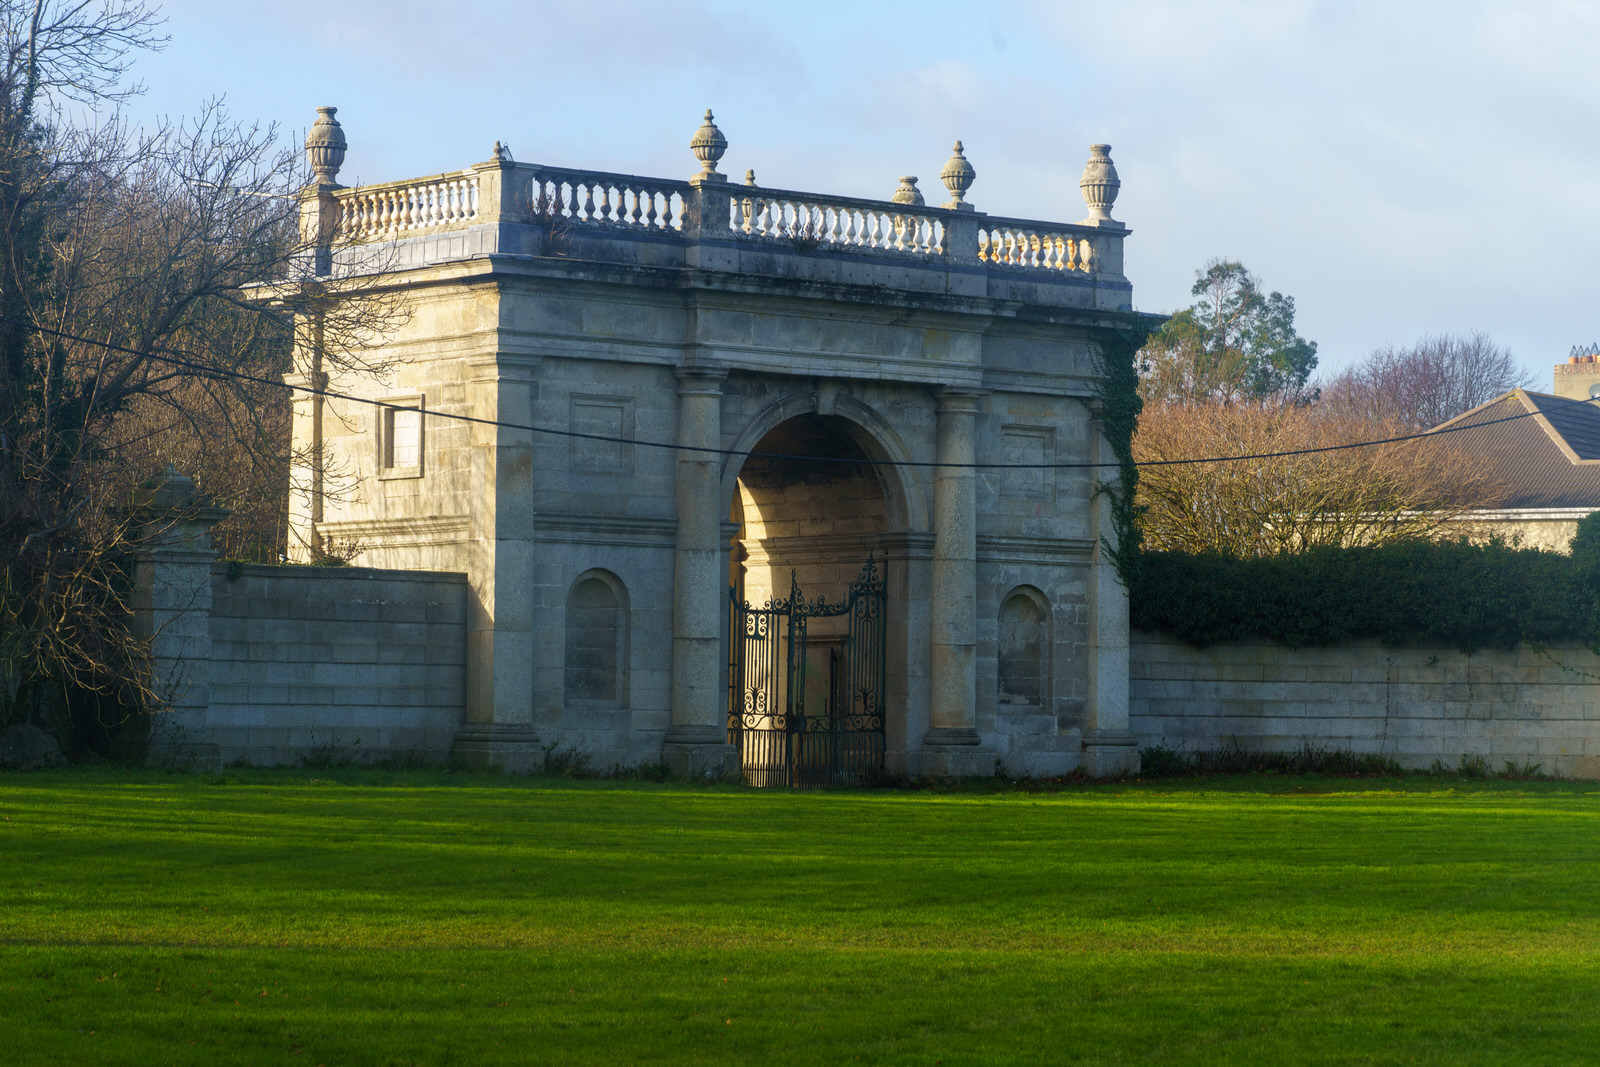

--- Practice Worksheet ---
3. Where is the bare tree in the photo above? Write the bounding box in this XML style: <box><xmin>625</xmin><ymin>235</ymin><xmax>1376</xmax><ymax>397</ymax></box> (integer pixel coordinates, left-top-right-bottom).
<box><xmin>1320</xmin><ymin>332</ymin><xmax>1534</xmax><ymax>430</ymax></box>
<box><xmin>0</xmin><ymin>2</ymin><xmax>403</xmax><ymax>748</ymax></box>
<box><xmin>1135</xmin><ymin>403</ymin><xmax>1509</xmax><ymax>557</ymax></box>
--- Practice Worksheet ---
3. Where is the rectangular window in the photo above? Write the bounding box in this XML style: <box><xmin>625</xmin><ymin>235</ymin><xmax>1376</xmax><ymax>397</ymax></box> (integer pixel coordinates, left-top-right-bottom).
<box><xmin>389</xmin><ymin>408</ymin><xmax>421</xmax><ymax>467</ymax></box>
<box><xmin>379</xmin><ymin>395</ymin><xmax>425</xmax><ymax>479</ymax></box>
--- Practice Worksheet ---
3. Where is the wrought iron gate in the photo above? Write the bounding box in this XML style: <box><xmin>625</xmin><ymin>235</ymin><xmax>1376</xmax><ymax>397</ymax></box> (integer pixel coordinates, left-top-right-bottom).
<box><xmin>727</xmin><ymin>555</ymin><xmax>886</xmax><ymax>787</ymax></box>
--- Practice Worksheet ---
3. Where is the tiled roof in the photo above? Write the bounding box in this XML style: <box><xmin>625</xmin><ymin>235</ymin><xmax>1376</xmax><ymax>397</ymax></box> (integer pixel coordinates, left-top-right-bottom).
<box><xmin>1427</xmin><ymin>389</ymin><xmax>1600</xmax><ymax>508</ymax></box>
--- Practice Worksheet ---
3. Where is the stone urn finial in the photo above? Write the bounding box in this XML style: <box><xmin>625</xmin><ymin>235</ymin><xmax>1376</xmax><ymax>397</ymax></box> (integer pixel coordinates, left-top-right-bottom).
<box><xmin>940</xmin><ymin>141</ymin><xmax>975</xmax><ymax>211</ymax></box>
<box><xmin>1079</xmin><ymin>144</ymin><xmax>1121</xmax><ymax>224</ymax></box>
<box><xmin>690</xmin><ymin>109</ymin><xmax>728</xmax><ymax>181</ymax></box>
<box><xmin>891</xmin><ymin>176</ymin><xmax>924</xmax><ymax>206</ymax></box>
<box><xmin>745</xmin><ymin>168</ymin><xmax>757</xmax><ymax>186</ymax></box>
<box><xmin>134</xmin><ymin>463</ymin><xmax>198</xmax><ymax>511</ymax></box>
<box><xmin>305</xmin><ymin>106</ymin><xmax>347</xmax><ymax>186</ymax></box>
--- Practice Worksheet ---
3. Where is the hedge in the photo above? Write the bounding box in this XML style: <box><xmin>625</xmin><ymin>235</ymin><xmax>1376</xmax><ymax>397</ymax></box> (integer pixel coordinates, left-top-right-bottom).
<box><xmin>1129</xmin><ymin>516</ymin><xmax>1600</xmax><ymax>653</ymax></box>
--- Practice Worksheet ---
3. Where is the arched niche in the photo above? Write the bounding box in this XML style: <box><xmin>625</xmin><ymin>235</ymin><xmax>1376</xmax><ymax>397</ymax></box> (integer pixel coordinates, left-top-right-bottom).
<box><xmin>998</xmin><ymin>586</ymin><xmax>1050</xmax><ymax>708</ymax></box>
<box><xmin>564</xmin><ymin>569</ymin><xmax>629</xmax><ymax>707</ymax></box>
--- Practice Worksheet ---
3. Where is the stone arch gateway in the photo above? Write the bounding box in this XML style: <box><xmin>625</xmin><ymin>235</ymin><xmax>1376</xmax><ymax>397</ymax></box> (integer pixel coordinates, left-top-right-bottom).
<box><xmin>287</xmin><ymin>109</ymin><xmax>1146</xmax><ymax>778</ymax></box>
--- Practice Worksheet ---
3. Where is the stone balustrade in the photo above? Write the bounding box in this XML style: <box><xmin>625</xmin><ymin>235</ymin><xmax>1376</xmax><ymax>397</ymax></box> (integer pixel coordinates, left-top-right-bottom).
<box><xmin>732</xmin><ymin>185</ymin><xmax>946</xmax><ymax>256</ymax></box>
<box><xmin>977</xmin><ymin>218</ymin><xmax>1096</xmax><ymax>273</ymax></box>
<box><xmin>523</xmin><ymin>165</ymin><xmax>691</xmax><ymax>231</ymax></box>
<box><xmin>305</xmin><ymin>109</ymin><xmax>1128</xmax><ymax>288</ymax></box>
<box><xmin>337</xmin><ymin>171</ymin><xmax>479</xmax><ymax>238</ymax></box>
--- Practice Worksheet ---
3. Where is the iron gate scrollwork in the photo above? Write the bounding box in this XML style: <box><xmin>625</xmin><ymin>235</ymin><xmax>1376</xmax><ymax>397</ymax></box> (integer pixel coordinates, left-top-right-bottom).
<box><xmin>727</xmin><ymin>555</ymin><xmax>886</xmax><ymax>787</ymax></box>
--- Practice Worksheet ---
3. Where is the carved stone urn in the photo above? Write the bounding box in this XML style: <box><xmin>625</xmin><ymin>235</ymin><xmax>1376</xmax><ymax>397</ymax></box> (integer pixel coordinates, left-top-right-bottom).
<box><xmin>690</xmin><ymin>109</ymin><xmax>728</xmax><ymax>181</ymax></box>
<box><xmin>305</xmin><ymin>106</ymin><xmax>347</xmax><ymax>186</ymax></box>
<box><xmin>891</xmin><ymin>176</ymin><xmax>924</xmax><ymax>206</ymax></box>
<box><xmin>940</xmin><ymin>141</ymin><xmax>975</xmax><ymax>211</ymax></box>
<box><xmin>1079</xmin><ymin>144</ymin><xmax>1120</xmax><ymax>223</ymax></box>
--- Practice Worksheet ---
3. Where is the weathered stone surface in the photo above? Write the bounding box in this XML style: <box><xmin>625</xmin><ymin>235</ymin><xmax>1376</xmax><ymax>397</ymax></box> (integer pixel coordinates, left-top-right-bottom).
<box><xmin>281</xmin><ymin>118</ymin><xmax>1139</xmax><ymax>780</ymax></box>
<box><xmin>1130</xmin><ymin>631</ymin><xmax>1600</xmax><ymax>779</ymax></box>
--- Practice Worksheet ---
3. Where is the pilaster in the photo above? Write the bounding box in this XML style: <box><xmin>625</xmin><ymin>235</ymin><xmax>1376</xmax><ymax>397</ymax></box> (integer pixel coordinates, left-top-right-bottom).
<box><xmin>1083</xmin><ymin>402</ymin><xmax>1139</xmax><ymax>776</ymax></box>
<box><xmin>452</xmin><ymin>351</ymin><xmax>543</xmax><ymax>773</ymax></box>
<box><xmin>663</xmin><ymin>364</ymin><xmax>738</xmax><ymax>778</ymax></box>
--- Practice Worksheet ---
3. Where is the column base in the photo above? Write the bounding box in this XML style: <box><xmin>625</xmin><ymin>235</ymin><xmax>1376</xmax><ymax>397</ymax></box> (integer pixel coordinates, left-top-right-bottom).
<box><xmin>920</xmin><ymin>727</ymin><xmax>993</xmax><ymax>778</ymax></box>
<box><xmin>1082</xmin><ymin>729</ymin><xmax>1141</xmax><ymax>777</ymax></box>
<box><xmin>662</xmin><ymin>724</ymin><xmax>736</xmax><ymax>779</ymax></box>
<box><xmin>451</xmin><ymin>724</ymin><xmax>542</xmax><ymax>774</ymax></box>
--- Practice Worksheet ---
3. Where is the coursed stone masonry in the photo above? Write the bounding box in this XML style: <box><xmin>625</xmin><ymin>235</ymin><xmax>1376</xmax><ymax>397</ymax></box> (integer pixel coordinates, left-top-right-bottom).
<box><xmin>1129</xmin><ymin>630</ymin><xmax>1600</xmax><ymax>778</ymax></box>
<box><xmin>285</xmin><ymin>108</ymin><xmax>1143</xmax><ymax>777</ymax></box>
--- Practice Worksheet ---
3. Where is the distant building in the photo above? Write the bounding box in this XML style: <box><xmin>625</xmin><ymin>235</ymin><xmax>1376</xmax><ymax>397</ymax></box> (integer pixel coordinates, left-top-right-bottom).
<box><xmin>1428</xmin><ymin>386</ymin><xmax>1600</xmax><ymax>550</ymax></box>
<box><xmin>1550</xmin><ymin>342</ymin><xmax>1600</xmax><ymax>402</ymax></box>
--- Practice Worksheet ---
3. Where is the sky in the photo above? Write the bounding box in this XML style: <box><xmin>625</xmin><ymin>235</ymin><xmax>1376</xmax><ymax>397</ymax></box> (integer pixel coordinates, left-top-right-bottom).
<box><xmin>114</xmin><ymin>0</ymin><xmax>1600</xmax><ymax>386</ymax></box>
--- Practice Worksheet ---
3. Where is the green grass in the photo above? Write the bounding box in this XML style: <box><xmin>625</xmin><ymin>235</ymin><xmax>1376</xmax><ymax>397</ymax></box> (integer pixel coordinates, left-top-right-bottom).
<box><xmin>3</xmin><ymin>768</ymin><xmax>1600</xmax><ymax>1064</ymax></box>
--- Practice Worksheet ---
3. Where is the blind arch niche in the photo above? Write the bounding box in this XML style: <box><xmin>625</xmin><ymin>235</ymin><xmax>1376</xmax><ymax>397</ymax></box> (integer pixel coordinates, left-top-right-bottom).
<box><xmin>564</xmin><ymin>570</ymin><xmax>629</xmax><ymax>706</ymax></box>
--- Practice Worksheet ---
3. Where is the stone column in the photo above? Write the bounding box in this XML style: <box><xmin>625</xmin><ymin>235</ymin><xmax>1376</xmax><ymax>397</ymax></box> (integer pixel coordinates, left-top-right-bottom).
<box><xmin>663</xmin><ymin>365</ymin><xmax>737</xmax><ymax>778</ymax></box>
<box><xmin>1082</xmin><ymin>403</ymin><xmax>1140</xmax><ymax>776</ymax></box>
<box><xmin>129</xmin><ymin>466</ymin><xmax>229</xmax><ymax>770</ymax></box>
<box><xmin>922</xmin><ymin>387</ymin><xmax>990</xmax><ymax>776</ymax></box>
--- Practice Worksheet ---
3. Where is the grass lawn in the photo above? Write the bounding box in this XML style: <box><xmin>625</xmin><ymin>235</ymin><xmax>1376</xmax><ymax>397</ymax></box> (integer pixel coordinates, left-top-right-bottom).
<box><xmin>3</xmin><ymin>769</ymin><xmax>1599</xmax><ymax>1065</ymax></box>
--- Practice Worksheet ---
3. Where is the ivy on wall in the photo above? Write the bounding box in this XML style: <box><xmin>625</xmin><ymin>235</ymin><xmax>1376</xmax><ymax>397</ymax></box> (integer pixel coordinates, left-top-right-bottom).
<box><xmin>1131</xmin><ymin>520</ymin><xmax>1600</xmax><ymax>653</ymax></box>
<box><xmin>1091</xmin><ymin>313</ymin><xmax>1156</xmax><ymax>587</ymax></box>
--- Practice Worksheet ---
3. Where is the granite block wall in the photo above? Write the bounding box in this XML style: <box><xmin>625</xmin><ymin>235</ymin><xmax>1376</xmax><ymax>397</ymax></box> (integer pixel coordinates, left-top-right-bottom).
<box><xmin>1130</xmin><ymin>630</ymin><xmax>1600</xmax><ymax>778</ymax></box>
<box><xmin>150</xmin><ymin>563</ymin><xmax>468</xmax><ymax>767</ymax></box>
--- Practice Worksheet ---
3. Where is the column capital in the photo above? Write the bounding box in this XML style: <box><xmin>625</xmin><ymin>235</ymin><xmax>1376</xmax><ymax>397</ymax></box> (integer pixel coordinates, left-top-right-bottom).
<box><xmin>675</xmin><ymin>363</ymin><xmax>728</xmax><ymax>394</ymax></box>
<box><xmin>467</xmin><ymin>351</ymin><xmax>543</xmax><ymax>384</ymax></box>
<box><xmin>935</xmin><ymin>385</ymin><xmax>989</xmax><ymax>414</ymax></box>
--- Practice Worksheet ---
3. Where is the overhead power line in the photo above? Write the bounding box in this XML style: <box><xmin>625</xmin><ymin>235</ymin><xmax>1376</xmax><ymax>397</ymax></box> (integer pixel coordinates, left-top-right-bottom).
<box><xmin>10</xmin><ymin>316</ymin><xmax>1573</xmax><ymax>471</ymax></box>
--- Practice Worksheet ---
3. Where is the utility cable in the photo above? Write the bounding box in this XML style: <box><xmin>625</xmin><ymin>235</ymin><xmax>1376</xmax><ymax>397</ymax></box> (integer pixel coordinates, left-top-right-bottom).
<box><xmin>8</xmin><ymin>316</ymin><xmax>1576</xmax><ymax>471</ymax></box>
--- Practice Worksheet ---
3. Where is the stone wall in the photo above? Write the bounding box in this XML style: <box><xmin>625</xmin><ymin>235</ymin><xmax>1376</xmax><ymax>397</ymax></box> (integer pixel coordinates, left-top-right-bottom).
<box><xmin>147</xmin><ymin>561</ymin><xmax>468</xmax><ymax>768</ymax></box>
<box><xmin>1129</xmin><ymin>630</ymin><xmax>1600</xmax><ymax>778</ymax></box>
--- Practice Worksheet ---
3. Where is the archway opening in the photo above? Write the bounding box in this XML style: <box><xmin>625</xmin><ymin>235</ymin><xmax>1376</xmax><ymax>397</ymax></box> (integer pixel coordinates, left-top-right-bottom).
<box><xmin>731</xmin><ymin>413</ymin><xmax>888</xmax><ymax>608</ymax></box>
<box><xmin>726</xmin><ymin>413</ymin><xmax>892</xmax><ymax>786</ymax></box>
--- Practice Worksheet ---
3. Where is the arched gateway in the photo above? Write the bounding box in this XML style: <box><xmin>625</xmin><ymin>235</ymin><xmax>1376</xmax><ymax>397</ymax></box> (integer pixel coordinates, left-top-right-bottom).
<box><xmin>288</xmin><ymin>110</ymin><xmax>1145</xmax><ymax>780</ymax></box>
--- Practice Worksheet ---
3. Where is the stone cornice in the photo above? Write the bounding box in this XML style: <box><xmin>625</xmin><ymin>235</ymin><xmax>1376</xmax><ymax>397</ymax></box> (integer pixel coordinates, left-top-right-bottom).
<box><xmin>977</xmin><ymin>534</ymin><xmax>1096</xmax><ymax>564</ymax></box>
<box><xmin>316</xmin><ymin>515</ymin><xmax>470</xmax><ymax>546</ymax></box>
<box><xmin>530</xmin><ymin>513</ymin><xmax>677</xmax><ymax>546</ymax></box>
<box><xmin>742</xmin><ymin>531</ymin><xmax>934</xmax><ymax>566</ymax></box>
